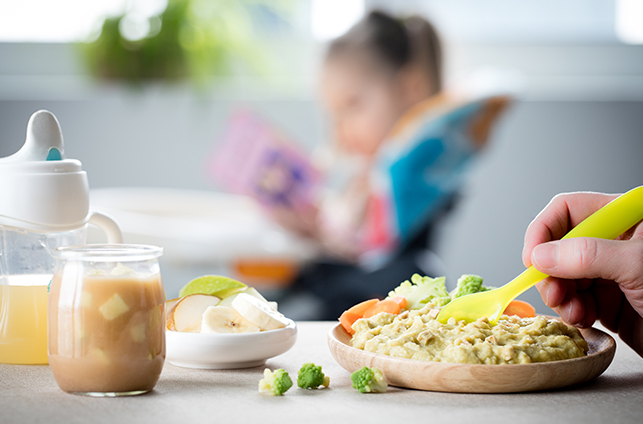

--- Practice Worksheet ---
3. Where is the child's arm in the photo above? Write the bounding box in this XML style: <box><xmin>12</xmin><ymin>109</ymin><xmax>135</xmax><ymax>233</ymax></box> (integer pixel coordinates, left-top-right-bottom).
<box><xmin>270</xmin><ymin>170</ymin><xmax>370</xmax><ymax>262</ymax></box>
<box><xmin>269</xmin><ymin>204</ymin><xmax>320</xmax><ymax>240</ymax></box>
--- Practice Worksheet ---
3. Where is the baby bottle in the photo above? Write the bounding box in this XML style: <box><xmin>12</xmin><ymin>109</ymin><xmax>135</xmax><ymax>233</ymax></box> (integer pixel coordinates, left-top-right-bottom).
<box><xmin>0</xmin><ymin>110</ymin><xmax>122</xmax><ymax>364</ymax></box>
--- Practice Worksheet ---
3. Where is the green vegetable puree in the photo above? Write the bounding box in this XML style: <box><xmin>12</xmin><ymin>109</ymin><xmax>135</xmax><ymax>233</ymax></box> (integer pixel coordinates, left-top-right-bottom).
<box><xmin>351</xmin><ymin>306</ymin><xmax>588</xmax><ymax>364</ymax></box>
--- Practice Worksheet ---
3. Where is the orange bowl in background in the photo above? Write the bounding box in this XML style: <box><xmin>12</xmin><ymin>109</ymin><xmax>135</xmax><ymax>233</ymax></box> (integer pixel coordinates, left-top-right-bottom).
<box><xmin>232</xmin><ymin>258</ymin><xmax>299</xmax><ymax>288</ymax></box>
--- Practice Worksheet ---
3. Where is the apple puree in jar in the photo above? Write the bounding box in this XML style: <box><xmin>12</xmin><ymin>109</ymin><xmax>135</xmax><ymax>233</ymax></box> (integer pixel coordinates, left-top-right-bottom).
<box><xmin>48</xmin><ymin>263</ymin><xmax>165</xmax><ymax>395</ymax></box>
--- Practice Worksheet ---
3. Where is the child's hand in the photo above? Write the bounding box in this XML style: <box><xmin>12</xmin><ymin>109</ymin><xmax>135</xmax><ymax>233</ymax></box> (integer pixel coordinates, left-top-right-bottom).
<box><xmin>522</xmin><ymin>191</ymin><xmax>643</xmax><ymax>357</ymax></box>
<box><xmin>270</xmin><ymin>205</ymin><xmax>320</xmax><ymax>240</ymax></box>
<box><xmin>270</xmin><ymin>205</ymin><xmax>362</xmax><ymax>261</ymax></box>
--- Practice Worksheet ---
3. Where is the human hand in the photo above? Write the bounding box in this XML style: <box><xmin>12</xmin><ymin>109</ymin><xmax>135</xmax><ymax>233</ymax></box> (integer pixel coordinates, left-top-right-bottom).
<box><xmin>522</xmin><ymin>191</ymin><xmax>643</xmax><ymax>357</ymax></box>
<box><xmin>269</xmin><ymin>204</ymin><xmax>361</xmax><ymax>261</ymax></box>
<box><xmin>269</xmin><ymin>204</ymin><xmax>320</xmax><ymax>240</ymax></box>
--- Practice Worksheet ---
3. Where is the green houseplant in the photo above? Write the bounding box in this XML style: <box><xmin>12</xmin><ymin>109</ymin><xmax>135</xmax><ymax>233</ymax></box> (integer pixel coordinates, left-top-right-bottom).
<box><xmin>81</xmin><ymin>0</ymin><xmax>293</xmax><ymax>85</ymax></box>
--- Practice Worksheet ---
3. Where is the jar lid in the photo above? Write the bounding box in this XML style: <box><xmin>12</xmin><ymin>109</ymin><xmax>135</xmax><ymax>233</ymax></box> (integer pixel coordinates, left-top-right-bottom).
<box><xmin>53</xmin><ymin>244</ymin><xmax>163</xmax><ymax>262</ymax></box>
<box><xmin>0</xmin><ymin>110</ymin><xmax>90</xmax><ymax>231</ymax></box>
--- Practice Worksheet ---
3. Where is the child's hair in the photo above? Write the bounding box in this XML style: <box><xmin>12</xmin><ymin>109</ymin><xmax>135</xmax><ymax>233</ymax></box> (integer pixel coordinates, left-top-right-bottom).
<box><xmin>326</xmin><ymin>10</ymin><xmax>443</xmax><ymax>96</ymax></box>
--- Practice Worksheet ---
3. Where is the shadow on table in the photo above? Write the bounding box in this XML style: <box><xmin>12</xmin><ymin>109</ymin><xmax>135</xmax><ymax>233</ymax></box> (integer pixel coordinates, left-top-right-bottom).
<box><xmin>556</xmin><ymin>371</ymin><xmax>643</xmax><ymax>394</ymax></box>
<box><xmin>361</xmin><ymin>371</ymin><xmax>643</xmax><ymax>402</ymax></box>
<box><xmin>155</xmin><ymin>364</ymin><xmax>270</xmax><ymax>394</ymax></box>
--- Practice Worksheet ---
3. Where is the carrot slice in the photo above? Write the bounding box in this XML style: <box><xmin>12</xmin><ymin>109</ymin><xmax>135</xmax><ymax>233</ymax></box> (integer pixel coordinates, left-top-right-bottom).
<box><xmin>390</xmin><ymin>296</ymin><xmax>407</xmax><ymax>310</ymax></box>
<box><xmin>339</xmin><ymin>311</ymin><xmax>361</xmax><ymax>335</ymax></box>
<box><xmin>346</xmin><ymin>298</ymin><xmax>379</xmax><ymax>316</ymax></box>
<box><xmin>339</xmin><ymin>299</ymin><xmax>379</xmax><ymax>335</ymax></box>
<box><xmin>503</xmin><ymin>300</ymin><xmax>536</xmax><ymax>318</ymax></box>
<box><xmin>363</xmin><ymin>299</ymin><xmax>402</xmax><ymax>319</ymax></box>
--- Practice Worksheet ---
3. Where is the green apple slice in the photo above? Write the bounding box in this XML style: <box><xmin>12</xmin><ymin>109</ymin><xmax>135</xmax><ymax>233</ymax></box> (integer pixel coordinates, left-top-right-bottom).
<box><xmin>178</xmin><ymin>275</ymin><xmax>246</xmax><ymax>299</ymax></box>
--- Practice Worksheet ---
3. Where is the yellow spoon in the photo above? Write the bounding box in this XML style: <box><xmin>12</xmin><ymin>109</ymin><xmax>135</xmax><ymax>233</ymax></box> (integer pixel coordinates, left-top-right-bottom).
<box><xmin>437</xmin><ymin>186</ymin><xmax>643</xmax><ymax>324</ymax></box>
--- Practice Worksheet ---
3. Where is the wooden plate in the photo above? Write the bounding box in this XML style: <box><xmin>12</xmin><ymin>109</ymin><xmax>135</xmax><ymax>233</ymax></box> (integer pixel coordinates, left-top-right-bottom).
<box><xmin>328</xmin><ymin>323</ymin><xmax>616</xmax><ymax>393</ymax></box>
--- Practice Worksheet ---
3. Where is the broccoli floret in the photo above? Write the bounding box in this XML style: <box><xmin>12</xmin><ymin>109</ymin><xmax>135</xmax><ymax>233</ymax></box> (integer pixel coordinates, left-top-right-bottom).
<box><xmin>450</xmin><ymin>274</ymin><xmax>493</xmax><ymax>300</ymax></box>
<box><xmin>387</xmin><ymin>274</ymin><xmax>450</xmax><ymax>310</ymax></box>
<box><xmin>350</xmin><ymin>367</ymin><xmax>388</xmax><ymax>393</ymax></box>
<box><xmin>258</xmin><ymin>368</ymin><xmax>293</xmax><ymax>396</ymax></box>
<box><xmin>450</xmin><ymin>274</ymin><xmax>484</xmax><ymax>299</ymax></box>
<box><xmin>297</xmin><ymin>362</ymin><xmax>330</xmax><ymax>389</ymax></box>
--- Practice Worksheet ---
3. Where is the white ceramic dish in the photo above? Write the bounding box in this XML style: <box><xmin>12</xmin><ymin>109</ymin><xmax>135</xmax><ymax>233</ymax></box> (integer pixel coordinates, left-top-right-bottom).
<box><xmin>166</xmin><ymin>319</ymin><xmax>297</xmax><ymax>369</ymax></box>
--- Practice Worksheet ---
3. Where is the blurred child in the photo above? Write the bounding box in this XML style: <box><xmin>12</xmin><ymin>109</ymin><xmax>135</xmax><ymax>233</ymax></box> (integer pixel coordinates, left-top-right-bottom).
<box><xmin>278</xmin><ymin>11</ymin><xmax>443</xmax><ymax>252</ymax></box>
<box><xmin>275</xmin><ymin>10</ymin><xmax>509</xmax><ymax>319</ymax></box>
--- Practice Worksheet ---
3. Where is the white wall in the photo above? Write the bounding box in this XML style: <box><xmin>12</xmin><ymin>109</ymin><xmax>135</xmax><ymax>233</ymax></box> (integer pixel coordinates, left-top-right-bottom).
<box><xmin>0</xmin><ymin>95</ymin><xmax>324</xmax><ymax>190</ymax></box>
<box><xmin>1</xmin><ymin>35</ymin><xmax>642</xmax><ymax>314</ymax></box>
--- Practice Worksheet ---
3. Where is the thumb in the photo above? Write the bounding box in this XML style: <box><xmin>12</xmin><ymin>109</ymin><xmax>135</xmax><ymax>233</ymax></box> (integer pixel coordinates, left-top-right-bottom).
<box><xmin>531</xmin><ymin>238</ymin><xmax>643</xmax><ymax>284</ymax></box>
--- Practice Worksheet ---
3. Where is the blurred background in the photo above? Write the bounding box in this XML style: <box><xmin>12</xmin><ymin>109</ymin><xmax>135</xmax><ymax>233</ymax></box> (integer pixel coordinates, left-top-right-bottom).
<box><xmin>1</xmin><ymin>0</ymin><xmax>642</xmax><ymax>318</ymax></box>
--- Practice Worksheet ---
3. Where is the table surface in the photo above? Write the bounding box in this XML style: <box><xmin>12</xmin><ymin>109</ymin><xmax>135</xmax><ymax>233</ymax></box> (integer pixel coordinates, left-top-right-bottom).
<box><xmin>2</xmin><ymin>321</ymin><xmax>643</xmax><ymax>424</ymax></box>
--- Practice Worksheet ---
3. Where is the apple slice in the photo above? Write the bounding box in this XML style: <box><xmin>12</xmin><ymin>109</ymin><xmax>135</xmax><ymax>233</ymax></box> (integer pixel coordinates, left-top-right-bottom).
<box><xmin>165</xmin><ymin>297</ymin><xmax>181</xmax><ymax>330</ymax></box>
<box><xmin>167</xmin><ymin>294</ymin><xmax>221</xmax><ymax>332</ymax></box>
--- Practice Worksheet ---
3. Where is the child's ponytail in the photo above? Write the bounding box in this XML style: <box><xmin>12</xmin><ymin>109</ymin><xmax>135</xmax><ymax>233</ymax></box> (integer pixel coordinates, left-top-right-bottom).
<box><xmin>327</xmin><ymin>10</ymin><xmax>442</xmax><ymax>96</ymax></box>
<box><xmin>403</xmin><ymin>15</ymin><xmax>443</xmax><ymax>95</ymax></box>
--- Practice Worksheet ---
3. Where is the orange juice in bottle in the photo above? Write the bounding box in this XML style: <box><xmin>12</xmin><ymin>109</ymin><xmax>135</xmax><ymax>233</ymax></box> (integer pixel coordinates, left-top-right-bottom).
<box><xmin>0</xmin><ymin>275</ymin><xmax>51</xmax><ymax>364</ymax></box>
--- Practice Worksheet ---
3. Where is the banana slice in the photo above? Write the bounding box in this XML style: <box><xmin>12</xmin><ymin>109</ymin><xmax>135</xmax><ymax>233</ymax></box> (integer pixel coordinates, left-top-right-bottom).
<box><xmin>218</xmin><ymin>287</ymin><xmax>279</xmax><ymax>311</ymax></box>
<box><xmin>267</xmin><ymin>301</ymin><xmax>278</xmax><ymax>311</ymax></box>
<box><xmin>231</xmin><ymin>293</ymin><xmax>289</xmax><ymax>331</ymax></box>
<box><xmin>201</xmin><ymin>306</ymin><xmax>260</xmax><ymax>334</ymax></box>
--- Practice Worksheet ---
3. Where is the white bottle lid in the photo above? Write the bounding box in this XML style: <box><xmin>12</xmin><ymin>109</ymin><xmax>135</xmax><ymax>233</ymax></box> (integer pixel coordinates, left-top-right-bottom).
<box><xmin>0</xmin><ymin>110</ymin><xmax>91</xmax><ymax>232</ymax></box>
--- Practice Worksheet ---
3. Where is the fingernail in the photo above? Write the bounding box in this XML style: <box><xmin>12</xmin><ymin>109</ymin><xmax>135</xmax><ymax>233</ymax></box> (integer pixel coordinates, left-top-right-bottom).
<box><xmin>533</xmin><ymin>243</ymin><xmax>559</xmax><ymax>270</ymax></box>
<box><xmin>536</xmin><ymin>281</ymin><xmax>548</xmax><ymax>305</ymax></box>
<box><xmin>522</xmin><ymin>245</ymin><xmax>530</xmax><ymax>267</ymax></box>
<box><xmin>542</xmin><ymin>282</ymin><xmax>553</xmax><ymax>307</ymax></box>
<box><xmin>563</xmin><ymin>301</ymin><xmax>578</xmax><ymax>325</ymax></box>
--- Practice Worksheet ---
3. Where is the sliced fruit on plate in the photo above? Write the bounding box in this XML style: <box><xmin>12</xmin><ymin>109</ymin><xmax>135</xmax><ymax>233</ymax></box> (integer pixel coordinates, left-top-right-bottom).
<box><xmin>232</xmin><ymin>293</ymin><xmax>289</xmax><ymax>331</ymax></box>
<box><xmin>201</xmin><ymin>305</ymin><xmax>261</xmax><ymax>334</ymax></box>
<box><xmin>166</xmin><ymin>297</ymin><xmax>181</xmax><ymax>311</ymax></box>
<box><xmin>168</xmin><ymin>294</ymin><xmax>221</xmax><ymax>332</ymax></box>
<box><xmin>165</xmin><ymin>297</ymin><xmax>181</xmax><ymax>329</ymax></box>
<box><xmin>218</xmin><ymin>287</ymin><xmax>278</xmax><ymax>310</ymax></box>
<box><xmin>178</xmin><ymin>275</ymin><xmax>246</xmax><ymax>299</ymax></box>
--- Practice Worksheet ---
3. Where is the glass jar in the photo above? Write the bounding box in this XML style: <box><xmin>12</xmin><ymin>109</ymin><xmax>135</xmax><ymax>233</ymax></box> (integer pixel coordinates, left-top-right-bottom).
<box><xmin>48</xmin><ymin>244</ymin><xmax>165</xmax><ymax>397</ymax></box>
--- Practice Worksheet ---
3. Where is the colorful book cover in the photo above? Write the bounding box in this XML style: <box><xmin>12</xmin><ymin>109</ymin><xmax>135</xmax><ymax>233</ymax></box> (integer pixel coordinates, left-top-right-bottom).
<box><xmin>207</xmin><ymin>110</ymin><xmax>320</xmax><ymax>214</ymax></box>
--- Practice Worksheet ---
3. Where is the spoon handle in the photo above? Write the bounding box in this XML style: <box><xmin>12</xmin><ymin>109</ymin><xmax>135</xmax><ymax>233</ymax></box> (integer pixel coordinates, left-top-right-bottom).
<box><xmin>498</xmin><ymin>267</ymin><xmax>546</xmax><ymax>301</ymax></box>
<box><xmin>561</xmin><ymin>186</ymin><xmax>643</xmax><ymax>241</ymax></box>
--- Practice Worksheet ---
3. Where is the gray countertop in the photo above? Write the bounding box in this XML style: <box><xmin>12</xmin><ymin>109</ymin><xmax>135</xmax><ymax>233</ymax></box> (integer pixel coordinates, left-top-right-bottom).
<box><xmin>1</xmin><ymin>321</ymin><xmax>642</xmax><ymax>424</ymax></box>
